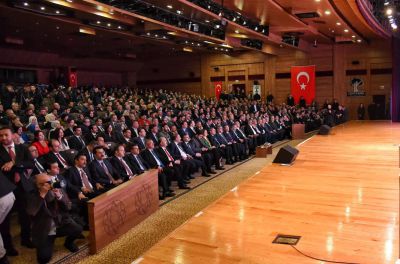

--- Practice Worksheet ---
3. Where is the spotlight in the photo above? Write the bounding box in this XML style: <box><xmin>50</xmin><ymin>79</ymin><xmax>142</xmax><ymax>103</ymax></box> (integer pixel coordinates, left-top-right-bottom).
<box><xmin>167</xmin><ymin>5</ymin><xmax>173</xmax><ymax>9</ymax></box>
<box><xmin>97</xmin><ymin>21</ymin><xmax>101</xmax><ymax>24</ymax></box>
<box><xmin>55</xmin><ymin>10</ymin><xmax>60</xmax><ymax>14</ymax></box>
<box><xmin>40</xmin><ymin>6</ymin><xmax>45</xmax><ymax>10</ymax></box>
<box><xmin>386</xmin><ymin>8</ymin><xmax>393</xmax><ymax>16</ymax></box>
<box><xmin>23</xmin><ymin>2</ymin><xmax>29</xmax><ymax>6</ymax></box>
<box><xmin>324</xmin><ymin>10</ymin><xmax>331</xmax><ymax>15</ymax></box>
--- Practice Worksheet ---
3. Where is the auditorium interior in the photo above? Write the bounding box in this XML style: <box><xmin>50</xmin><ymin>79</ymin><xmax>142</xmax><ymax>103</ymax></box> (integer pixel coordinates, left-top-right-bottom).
<box><xmin>0</xmin><ymin>0</ymin><xmax>399</xmax><ymax>263</ymax></box>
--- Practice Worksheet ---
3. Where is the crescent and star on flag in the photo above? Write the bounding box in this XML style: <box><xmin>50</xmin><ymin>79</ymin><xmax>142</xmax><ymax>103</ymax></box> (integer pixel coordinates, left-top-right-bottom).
<box><xmin>296</xmin><ymin>71</ymin><xmax>310</xmax><ymax>90</ymax></box>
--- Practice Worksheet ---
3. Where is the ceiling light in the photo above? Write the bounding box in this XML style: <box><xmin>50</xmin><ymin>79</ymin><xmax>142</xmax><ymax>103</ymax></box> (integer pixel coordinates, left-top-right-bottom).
<box><xmin>357</xmin><ymin>39</ymin><xmax>362</xmax><ymax>43</ymax></box>
<box><xmin>107</xmin><ymin>23</ymin><xmax>111</xmax><ymax>27</ymax></box>
<box><xmin>66</xmin><ymin>0</ymin><xmax>73</xmax><ymax>2</ymax></box>
<box><xmin>155</xmin><ymin>34</ymin><xmax>158</xmax><ymax>37</ymax></box>
<box><xmin>215</xmin><ymin>25</ymin><xmax>220</xmax><ymax>29</ymax></box>
<box><xmin>40</xmin><ymin>6</ymin><xmax>45</xmax><ymax>10</ymax></box>
<box><xmin>118</xmin><ymin>26</ymin><xmax>121</xmax><ymax>29</ymax></box>
<box><xmin>315</xmin><ymin>0</ymin><xmax>321</xmax><ymax>2</ymax></box>
<box><xmin>97</xmin><ymin>21</ymin><xmax>101</xmax><ymax>24</ymax></box>
<box><xmin>204</xmin><ymin>40</ymin><xmax>215</xmax><ymax>44</ymax></box>
<box><xmin>254</xmin><ymin>26</ymin><xmax>258</xmax><ymax>31</ymax></box>
<box><xmin>352</xmin><ymin>35</ymin><xmax>356</xmax><ymax>38</ymax></box>
<box><xmin>177</xmin><ymin>10</ymin><xmax>182</xmax><ymax>15</ymax></box>
<box><xmin>324</xmin><ymin>10</ymin><xmax>331</xmax><ymax>15</ymax></box>
<box><xmin>167</xmin><ymin>5</ymin><xmax>173</xmax><ymax>9</ymax></box>
<box><xmin>384</xmin><ymin>1</ymin><xmax>389</xmax><ymax>5</ymax></box>
<box><xmin>146</xmin><ymin>32</ymin><xmax>150</xmax><ymax>36</ymax></box>
<box><xmin>386</xmin><ymin>8</ymin><xmax>393</xmax><ymax>16</ymax></box>
<box><xmin>23</xmin><ymin>2</ymin><xmax>29</xmax><ymax>6</ymax></box>
<box><xmin>243</xmin><ymin>21</ymin><xmax>246</xmax><ymax>25</ymax></box>
<box><xmin>205</xmin><ymin>20</ymin><xmax>210</xmax><ymax>23</ymax></box>
<box><xmin>163</xmin><ymin>36</ymin><xmax>167</xmax><ymax>39</ymax></box>
<box><xmin>336</xmin><ymin>22</ymin><xmax>341</xmax><ymax>26</ymax></box>
<box><xmin>235</xmin><ymin>30</ymin><xmax>239</xmax><ymax>34</ymax></box>
<box><xmin>232</xmin><ymin>17</ymin><xmax>236</xmax><ymax>22</ymax></box>
<box><xmin>344</xmin><ymin>29</ymin><xmax>349</xmax><ymax>33</ymax></box>
<box><xmin>55</xmin><ymin>10</ymin><xmax>60</xmax><ymax>14</ymax></box>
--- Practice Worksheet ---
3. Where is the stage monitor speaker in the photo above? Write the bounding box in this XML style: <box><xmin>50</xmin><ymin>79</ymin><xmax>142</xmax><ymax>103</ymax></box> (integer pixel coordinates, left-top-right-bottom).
<box><xmin>318</xmin><ymin>125</ymin><xmax>331</xmax><ymax>135</ymax></box>
<box><xmin>273</xmin><ymin>145</ymin><xmax>299</xmax><ymax>164</ymax></box>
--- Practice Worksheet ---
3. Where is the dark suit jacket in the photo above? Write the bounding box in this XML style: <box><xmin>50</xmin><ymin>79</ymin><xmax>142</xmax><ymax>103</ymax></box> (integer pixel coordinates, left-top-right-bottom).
<box><xmin>65</xmin><ymin>166</ymin><xmax>96</xmax><ymax>198</ymax></box>
<box><xmin>125</xmin><ymin>153</ymin><xmax>149</xmax><ymax>174</ymax></box>
<box><xmin>147</xmin><ymin>132</ymin><xmax>159</xmax><ymax>145</ymax></box>
<box><xmin>168</xmin><ymin>142</ymin><xmax>186</xmax><ymax>160</ymax></box>
<box><xmin>0</xmin><ymin>144</ymin><xmax>34</xmax><ymax>191</ymax></box>
<box><xmin>133</xmin><ymin>137</ymin><xmax>146</xmax><ymax>150</ymax></box>
<box><xmin>156</xmin><ymin>147</ymin><xmax>174</xmax><ymax>166</ymax></box>
<box><xmin>44</xmin><ymin>151</ymin><xmax>70</xmax><ymax>170</ymax></box>
<box><xmin>64</xmin><ymin>128</ymin><xmax>74</xmax><ymax>137</ymax></box>
<box><xmin>181</xmin><ymin>141</ymin><xmax>198</xmax><ymax>156</ymax></box>
<box><xmin>140</xmin><ymin>149</ymin><xmax>162</xmax><ymax>168</ymax></box>
<box><xmin>68</xmin><ymin>136</ymin><xmax>86</xmax><ymax>151</ymax></box>
<box><xmin>88</xmin><ymin>159</ymin><xmax>120</xmax><ymax>185</ymax></box>
<box><xmin>27</xmin><ymin>189</ymin><xmax>72</xmax><ymax>245</ymax></box>
<box><xmin>109</xmin><ymin>156</ymin><xmax>135</xmax><ymax>180</ymax></box>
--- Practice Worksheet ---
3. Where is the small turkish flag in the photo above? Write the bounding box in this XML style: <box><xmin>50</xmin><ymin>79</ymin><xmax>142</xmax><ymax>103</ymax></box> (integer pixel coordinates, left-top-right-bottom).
<box><xmin>214</xmin><ymin>81</ymin><xmax>223</xmax><ymax>100</ymax></box>
<box><xmin>291</xmin><ymin>65</ymin><xmax>315</xmax><ymax>105</ymax></box>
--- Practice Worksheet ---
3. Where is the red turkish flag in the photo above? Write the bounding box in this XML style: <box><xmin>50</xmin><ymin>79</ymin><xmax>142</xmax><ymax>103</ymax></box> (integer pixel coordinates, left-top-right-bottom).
<box><xmin>214</xmin><ymin>81</ymin><xmax>223</xmax><ymax>100</ymax></box>
<box><xmin>69</xmin><ymin>70</ymin><xmax>77</xmax><ymax>88</ymax></box>
<box><xmin>291</xmin><ymin>65</ymin><xmax>315</xmax><ymax>105</ymax></box>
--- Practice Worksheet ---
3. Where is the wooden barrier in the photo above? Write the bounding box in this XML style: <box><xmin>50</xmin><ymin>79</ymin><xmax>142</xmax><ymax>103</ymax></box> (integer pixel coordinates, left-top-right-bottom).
<box><xmin>292</xmin><ymin>124</ymin><xmax>305</xmax><ymax>140</ymax></box>
<box><xmin>256</xmin><ymin>144</ymin><xmax>272</xmax><ymax>158</ymax></box>
<box><xmin>87</xmin><ymin>169</ymin><xmax>159</xmax><ymax>254</ymax></box>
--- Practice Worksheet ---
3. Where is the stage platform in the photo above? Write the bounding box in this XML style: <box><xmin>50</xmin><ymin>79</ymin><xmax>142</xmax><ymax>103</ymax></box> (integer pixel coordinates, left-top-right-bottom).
<box><xmin>138</xmin><ymin>121</ymin><xmax>400</xmax><ymax>264</ymax></box>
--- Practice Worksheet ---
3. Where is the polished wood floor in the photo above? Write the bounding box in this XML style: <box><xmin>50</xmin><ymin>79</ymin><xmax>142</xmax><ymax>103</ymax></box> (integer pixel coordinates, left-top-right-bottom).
<box><xmin>139</xmin><ymin>121</ymin><xmax>400</xmax><ymax>264</ymax></box>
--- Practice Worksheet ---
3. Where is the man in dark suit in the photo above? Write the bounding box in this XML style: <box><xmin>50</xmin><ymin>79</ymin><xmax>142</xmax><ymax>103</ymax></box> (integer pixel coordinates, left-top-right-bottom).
<box><xmin>223</xmin><ymin>125</ymin><xmax>246</xmax><ymax>161</ymax></box>
<box><xmin>133</xmin><ymin>128</ymin><xmax>147</xmax><ymax>151</ymax></box>
<box><xmin>117</xmin><ymin>129</ymin><xmax>134</xmax><ymax>145</ymax></box>
<box><xmin>129</xmin><ymin>120</ymin><xmax>140</xmax><ymax>138</ymax></box>
<box><xmin>68</xmin><ymin>127</ymin><xmax>86</xmax><ymax>151</ymax></box>
<box><xmin>193</xmin><ymin>130</ymin><xmax>224</xmax><ymax>170</ymax></box>
<box><xmin>157</xmin><ymin>137</ymin><xmax>190</xmax><ymax>189</ymax></box>
<box><xmin>84</xmin><ymin>125</ymin><xmax>98</xmax><ymax>144</ymax></box>
<box><xmin>63</xmin><ymin>118</ymin><xmax>75</xmax><ymax>138</ymax></box>
<box><xmin>88</xmin><ymin>146</ymin><xmax>123</xmax><ymax>189</ymax></box>
<box><xmin>209</xmin><ymin>127</ymin><xmax>234</xmax><ymax>165</ymax></box>
<box><xmin>27</xmin><ymin>173</ymin><xmax>83</xmax><ymax>264</ymax></box>
<box><xmin>44</xmin><ymin>140</ymin><xmax>71</xmax><ymax>172</ymax></box>
<box><xmin>140</xmin><ymin>139</ymin><xmax>175</xmax><ymax>198</ymax></box>
<box><xmin>125</xmin><ymin>144</ymin><xmax>149</xmax><ymax>175</ymax></box>
<box><xmin>109</xmin><ymin>144</ymin><xmax>136</xmax><ymax>181</ymax></box>
<box><xmin>169</xmin><ymin>133</ymin><xmax>208</xmax><ymax>177</ymax></box>
<box><xmin>181</xmin><ymin>134</ymin><xmax>216</xmax><ymax>175</ymax></box>
<box><xmin>147</xmin><ymin>125</ymin><xmax>159</xmax><ymax>145</ymax></box>
<box><xmin>0</xmin><ymin>126</ymin><xmax>34</xmax><ymax>253</ymax></box>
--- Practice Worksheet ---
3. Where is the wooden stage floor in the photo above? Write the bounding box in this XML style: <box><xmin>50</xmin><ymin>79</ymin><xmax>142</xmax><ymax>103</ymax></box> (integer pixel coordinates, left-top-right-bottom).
<box><xmin>138</xmin><ymin>121</ymin><xmax>400</xmax><ymax>264</ymax></box>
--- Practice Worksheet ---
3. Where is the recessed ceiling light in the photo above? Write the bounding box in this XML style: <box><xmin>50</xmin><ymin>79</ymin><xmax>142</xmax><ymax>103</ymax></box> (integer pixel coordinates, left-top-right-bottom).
<box><xmin>352</xmin><ymin>35</ymin><xmax>356</xmax><ymax>38</ymax></box>
<box><xmin>40</xmin><ymin>6</ymin><xmax>45</xmax><ymax>10</ymax></box>
<box><xmin>66</xmin><ymin>0</ymin><xmax>73</xmax><ymax>2</ymax></box>
<box><xmin>23</xmin><ymin>2</ymin><xmax>29</xmax><ymax>6</ymax></box>
<box><xmin>357</xmin><ymin>39</ymin><xmax>362</xmax><ymax>43</ymax></box>
<box><xmin>55</xmin><ymin>10</ymin><xmax>60</xmax><ymax>14</ymax></box>
<box><xmin>107</xmin><ymin>23</ymin><xmax>111</xmax><ymax>27</ymax></box>
<box><xmin>118</xmin><ymin>26</ymin><xmax>121</xmax><ymax>29</ymax></box>
<box><xmin>177</xmin><ymin>10</ymin><xmax>182</xmax><ymax>15</ymax></box>
<box><xmin>97</xmin><ymin>21</ymin><xmax>101</xmax><ymax>24</ymax></box>
<box><xmin>315</xmin><ymin>0</ymin><xmax>321</xmax><ymax>2</ymax></box>
<box><xmin>205</xmin><ymin>20</ymin><xmax>210</xmax><ymax>23</ymax></box>
<box><xmin>336</xmin><ymin>22</ymin><xmax>341</xmax><ymax>26</ymax></box>
<box><xmin>167</xmin><ymin>5</ymin><xmax>173</xmax><ymax>9</ymax></box>
<box><xmin>155</xmin><ymin>34</ymin><xmax>158</xmax><ymax>37</ymax></box>
<box><xmin>235</xmin><ymin>30</ymin><xmax>239</xmax><ymax>34</ymax></box>
<box><xmin>344</xmin><ymin>29</ymin><xmax>349</xmax><ymax>33</ymax></box>
<box><xmin>325</xmin><ymin>10</ymin><xmax>331</xmax><ymax>15</ymax></box>
<box><xmin>146</xmin><ymin>32</ymin><xmax>150</xmax><ymax>36</ymax></box>
<box><xmin>386</xmin><ymin>8</ymin><xmax>393</xmax><ymax>16</ymax></box>
<box><xmin>331</xmin><ymin>30</ymin><xmax>335</xmax><ymax>33</ymax></box>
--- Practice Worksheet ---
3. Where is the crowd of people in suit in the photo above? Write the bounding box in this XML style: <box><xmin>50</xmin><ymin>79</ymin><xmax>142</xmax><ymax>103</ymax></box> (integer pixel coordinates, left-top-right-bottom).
<box><xmin>0</xmin><ymin>83</ymin><xmax>346</xmax><ymax>264</ymax></box>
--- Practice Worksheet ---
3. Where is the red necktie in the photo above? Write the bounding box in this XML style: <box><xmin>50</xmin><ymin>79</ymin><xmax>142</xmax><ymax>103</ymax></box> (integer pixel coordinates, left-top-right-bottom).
<box><xmin>8</xmin><ymin>147</ymin><xmax>20</xmax><ymax>183</ymax></box>
<box><xmin>55</xmin><ymin>153</ymin><xmax>68</xmax><ymax>168</ymax></box>
<box><xmin>164</xmin><ymin>148</ymin><xmax>174</xmax><ymax>162</ymax></box>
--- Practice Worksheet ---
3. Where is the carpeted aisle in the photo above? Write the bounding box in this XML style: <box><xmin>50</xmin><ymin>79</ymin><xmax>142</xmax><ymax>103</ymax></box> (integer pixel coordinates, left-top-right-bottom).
<box><xmin>68</xmin><ymin>139</ymin><xmax>306</xmax><ymax>264</ymax></box>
